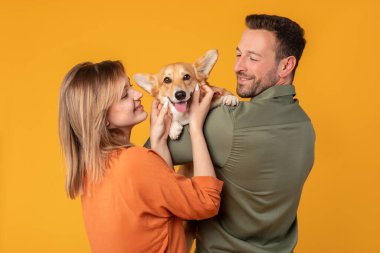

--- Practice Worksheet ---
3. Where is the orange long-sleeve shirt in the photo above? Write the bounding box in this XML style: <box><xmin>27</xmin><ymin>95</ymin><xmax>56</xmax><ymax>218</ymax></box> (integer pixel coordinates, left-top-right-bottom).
<box><xmin>81</xmin><ymin>147</ymin><xmax>223</xmax><ymax>253</ymax></box>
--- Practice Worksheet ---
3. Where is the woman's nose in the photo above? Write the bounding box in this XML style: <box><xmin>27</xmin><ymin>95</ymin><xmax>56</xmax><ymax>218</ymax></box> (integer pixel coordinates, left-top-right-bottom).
<box><xmin>133</xmin><ymin>89</ymin><xmax>143</xmax><ymax>100</ymax></box>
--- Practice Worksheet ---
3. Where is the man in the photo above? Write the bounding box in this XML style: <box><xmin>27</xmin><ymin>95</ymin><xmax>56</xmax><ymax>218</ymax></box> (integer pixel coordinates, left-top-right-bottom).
<box><xmin>149</xmin><ymin>14</ymin><xmax>315</xmax><ymax>253</ymax></box>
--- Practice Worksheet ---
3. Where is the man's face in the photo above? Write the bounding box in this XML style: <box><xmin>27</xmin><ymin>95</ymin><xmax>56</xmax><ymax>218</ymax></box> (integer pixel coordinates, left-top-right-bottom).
<box><xmin>235</xmin><ymin>29</ymin><xmax>280</xmax><ymax>98</ymax></box>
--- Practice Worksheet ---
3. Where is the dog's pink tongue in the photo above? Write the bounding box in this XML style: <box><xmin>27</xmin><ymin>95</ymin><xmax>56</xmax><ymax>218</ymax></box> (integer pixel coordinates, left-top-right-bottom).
<box><xmin>174</xmin><ymin>102</ymin><xmax>187</xmax><ymax>112</ymax></box>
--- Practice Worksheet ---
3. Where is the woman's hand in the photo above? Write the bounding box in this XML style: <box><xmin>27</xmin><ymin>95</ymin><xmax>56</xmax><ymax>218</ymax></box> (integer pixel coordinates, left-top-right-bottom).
<box><xmin>150</xmin><ymin>99</ymin><xmax>172</xmax><ymax>146</ymax></box>
<box><xmin>149</xmin><ymin>99</ymin><xmax>173</xmax><ymax>168</ymax></box>
<box><xmin>189</xmin><ymin>84</ymin><xmax>214</xmax><ymax>135</ymax></box>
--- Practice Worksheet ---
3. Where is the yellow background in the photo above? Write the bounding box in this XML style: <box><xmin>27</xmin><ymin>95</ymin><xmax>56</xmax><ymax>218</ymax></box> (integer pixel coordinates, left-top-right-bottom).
<box><xmin>1</xmin><ymin>0</ymin><xmax>379</xmax><ymax>252</ymax></box>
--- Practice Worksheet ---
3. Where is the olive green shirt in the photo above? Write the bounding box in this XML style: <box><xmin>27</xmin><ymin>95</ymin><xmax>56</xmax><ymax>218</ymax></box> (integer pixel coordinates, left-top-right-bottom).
<box><xmin>148</xmin><ymin>85</ymin><xmax>315</xmax><ymax>253</ymax></box>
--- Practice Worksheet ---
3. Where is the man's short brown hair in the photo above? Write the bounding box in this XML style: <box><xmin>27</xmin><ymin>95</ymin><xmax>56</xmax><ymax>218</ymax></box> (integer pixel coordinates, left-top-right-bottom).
<box><xmin>246</xmin><ymin>14</ymin><xmax>306</xmax><ymax>75</ymax></box>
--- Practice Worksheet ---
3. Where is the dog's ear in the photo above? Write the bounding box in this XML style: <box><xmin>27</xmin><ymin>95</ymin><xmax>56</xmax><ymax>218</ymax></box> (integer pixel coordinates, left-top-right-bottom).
<box><xmin>193</xmin><ymin>49</ymin><xmax>218</xmax><ymax>80</ymax></box>
<box><xmin>133</xmin><ymin>74</ymin><xmax>156</xmax><ymax>94</ymax></box>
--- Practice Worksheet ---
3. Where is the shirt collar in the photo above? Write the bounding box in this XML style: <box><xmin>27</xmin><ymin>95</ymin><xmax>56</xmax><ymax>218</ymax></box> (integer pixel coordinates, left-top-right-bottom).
<box><xmin>250</xmin><ymin>84</ymin><xmax>296</xmax><ymax>102</ymax></box>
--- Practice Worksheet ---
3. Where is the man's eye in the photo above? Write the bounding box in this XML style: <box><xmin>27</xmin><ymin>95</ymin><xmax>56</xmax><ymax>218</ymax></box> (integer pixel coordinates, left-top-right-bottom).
<box><xmin>236</xmin><ymin>54</ymin><xmax>241</xmax><ymax>58</ymax></box>
<box><xmin>183</xmin><ymin>74</ymin><xmax>190</xmax><ymax>81</ymax></box>
<box><xmin>163</xmin><ymin>77</ymin><xmax>172</xmax><ymax>84</ymax></box>
<box><xmin>249</xmin><ymin>57</ymin><xmax>258</xmax><ymax>61</ymax></box>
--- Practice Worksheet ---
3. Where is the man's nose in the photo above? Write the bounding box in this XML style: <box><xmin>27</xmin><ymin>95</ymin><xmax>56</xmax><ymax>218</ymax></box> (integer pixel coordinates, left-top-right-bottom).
<box><xmin>234</xmin><ymin>56</ymin><xmax>247</xmax><ymax>73</ymax></box>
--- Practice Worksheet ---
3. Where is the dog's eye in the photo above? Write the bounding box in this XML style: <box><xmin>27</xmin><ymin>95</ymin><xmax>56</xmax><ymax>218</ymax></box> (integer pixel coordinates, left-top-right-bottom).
<box><xmin>183</xmin><ymin>74</ymin><xmax>191</xmax><ymax>81</ymax></box>
<box><xmin>163</xmin><ymin>77</ymin><xmax>172</xmax><ymax>84</ymax></box>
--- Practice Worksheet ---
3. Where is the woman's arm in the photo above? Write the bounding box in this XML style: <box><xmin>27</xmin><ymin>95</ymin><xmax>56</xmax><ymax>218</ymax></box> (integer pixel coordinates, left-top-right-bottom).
<box><xmin>188</xmin><ymin>84</ymin><xmax>216</xmax><ymax>177</ymax></box>
<box><xmin>123</xmin><ymin>148</ymin><xmax>223</xmax><ymax>220</ymax></box>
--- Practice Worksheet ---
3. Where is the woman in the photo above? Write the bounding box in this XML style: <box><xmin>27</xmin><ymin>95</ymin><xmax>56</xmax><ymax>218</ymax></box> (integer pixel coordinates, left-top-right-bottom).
<box><xmin>58</xmin><ymin>60</ymin><xmax>223</xmax><ymax>253</ymax></box>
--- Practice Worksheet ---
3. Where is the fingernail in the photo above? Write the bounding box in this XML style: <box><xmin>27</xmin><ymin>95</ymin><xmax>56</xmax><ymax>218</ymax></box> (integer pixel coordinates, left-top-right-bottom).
<box><xmin>195</xmin><ymin>84</ymin><xmax>199</xmax><ymax>91</ymax></box>
<box><xmin>163</xmin><ymin>100</ymin><xmax>169</xmax><ymax>108</ymax></box>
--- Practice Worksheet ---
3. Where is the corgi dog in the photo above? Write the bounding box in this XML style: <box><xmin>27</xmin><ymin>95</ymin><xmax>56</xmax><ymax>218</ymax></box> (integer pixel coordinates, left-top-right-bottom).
<box><xmin>134</xmin><ymin>49</ymin><xmax>238</xmax><ymax>140</ymax></box>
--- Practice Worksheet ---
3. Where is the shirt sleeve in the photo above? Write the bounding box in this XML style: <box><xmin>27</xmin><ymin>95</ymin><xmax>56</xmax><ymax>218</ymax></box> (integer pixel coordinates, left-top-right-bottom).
<box><xmin>145</xmin><ymin>105</ymin><xmax>235</xmax><ymax>167</ymax></box>
<box><xmin>125</xmin><ymin>148</ymin><xmax>224</xmax><ymax>220</ymax></box>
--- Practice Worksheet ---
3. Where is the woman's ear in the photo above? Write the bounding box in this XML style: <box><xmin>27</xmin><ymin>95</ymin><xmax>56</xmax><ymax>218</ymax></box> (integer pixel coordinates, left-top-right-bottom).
<box><xmin>278</xmin><ymin>56</ymin><xmax>296</xmax><ymax>79</ymax></box>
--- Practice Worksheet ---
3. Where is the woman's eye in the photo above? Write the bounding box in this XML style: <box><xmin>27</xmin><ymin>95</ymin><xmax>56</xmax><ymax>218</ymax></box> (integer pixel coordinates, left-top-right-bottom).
<box><xmin>121</xmin><ymin>93</ymin><xmax>128</xmax><ymax>99</ymax></box>
<box><xmin>183</xmin><ymin>74</ymin><xmax>190</xmax><ymax>81</ymax></box>
<box><xmin>163</xmin><ymin>77</ymin><xmax>172</xmax><ymax>84</ymax></box>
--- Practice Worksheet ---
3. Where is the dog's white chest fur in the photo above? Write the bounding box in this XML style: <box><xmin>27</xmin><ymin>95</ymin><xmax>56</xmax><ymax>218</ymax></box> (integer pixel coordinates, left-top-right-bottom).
<box><xmin>169</xmin><ymin>108</ymin><xmax>189</xmax><ymax>140</ymax></box>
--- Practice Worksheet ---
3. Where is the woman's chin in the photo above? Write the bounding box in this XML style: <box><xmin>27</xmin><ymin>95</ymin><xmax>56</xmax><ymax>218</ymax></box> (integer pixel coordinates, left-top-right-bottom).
<box><xmin>136</xmin><ymin>111</ymin><xmax>148</xmax><ymax>124</ymax></box>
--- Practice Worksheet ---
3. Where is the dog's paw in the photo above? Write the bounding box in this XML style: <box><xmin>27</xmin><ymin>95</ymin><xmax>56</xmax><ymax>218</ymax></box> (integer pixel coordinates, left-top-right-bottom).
<box><xmin>169</xmin><ymin>122</ymin><xmax>184</xmax><ymax>140</ymax></box>
<box><xmin>221</xmin><ymin>95</ymin><xmax>239</xmax><ymax>106</ymax></box>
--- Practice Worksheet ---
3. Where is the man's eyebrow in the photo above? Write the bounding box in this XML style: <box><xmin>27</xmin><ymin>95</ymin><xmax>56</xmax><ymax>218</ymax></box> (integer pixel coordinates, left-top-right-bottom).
<box><xmin>236</xmin><ymin>47</ymin><xmax>262</xmax><ymax>57</ymax></box>
<box><xmin>247</xmin><ymin>50</ymin><xmax>262</xmax><ymax>57</ymax></box>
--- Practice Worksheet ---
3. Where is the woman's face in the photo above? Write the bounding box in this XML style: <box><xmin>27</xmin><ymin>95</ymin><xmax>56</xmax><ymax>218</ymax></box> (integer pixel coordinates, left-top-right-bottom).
<box><xmin>107</xmin><ymin>76</ymin><xmax>148</xmax><ymax>132</ymax></box>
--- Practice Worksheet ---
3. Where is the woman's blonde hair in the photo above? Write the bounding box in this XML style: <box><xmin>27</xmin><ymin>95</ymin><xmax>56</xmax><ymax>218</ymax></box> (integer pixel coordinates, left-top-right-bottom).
<box><xmin>58</xmin><ymin>60</ymin><xmax>130</xmax><ymax>199</ymax></box>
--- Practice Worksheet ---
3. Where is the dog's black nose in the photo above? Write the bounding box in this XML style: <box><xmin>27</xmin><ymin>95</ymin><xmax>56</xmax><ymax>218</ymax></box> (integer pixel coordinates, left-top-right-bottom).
<box><xmin>175</xmin><ymin>90</ymin><xmax>186</xmax><ymax>101</ymax></box>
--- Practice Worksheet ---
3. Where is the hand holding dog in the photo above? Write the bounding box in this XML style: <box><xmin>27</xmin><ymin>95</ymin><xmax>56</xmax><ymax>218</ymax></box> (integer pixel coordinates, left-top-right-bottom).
<box><xmin>150</xmin><ymin>99</ymin><xmax>172</xmax><ymax>144</ymax></box>
<box><xmin>150</xmin><ymin>99</ymin><xmax>173</xmax><ymax>167</ymax></box>
<box><xmin>189</xmin><ymin>84</ymin><xmax>214</xmax><ymax>135</ymax></box>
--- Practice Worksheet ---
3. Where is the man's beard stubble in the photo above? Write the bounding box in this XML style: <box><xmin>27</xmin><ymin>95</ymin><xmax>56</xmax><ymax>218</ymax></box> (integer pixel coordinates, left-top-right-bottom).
<box><xmin>236</xmin><ymin>75</ymin><xmax>261</xmax><ymax>98</ymax></box>
<box><xmin>236</xmin><ymin>68</ymin><xmax>278</xmax><ymax>98</ymax></box>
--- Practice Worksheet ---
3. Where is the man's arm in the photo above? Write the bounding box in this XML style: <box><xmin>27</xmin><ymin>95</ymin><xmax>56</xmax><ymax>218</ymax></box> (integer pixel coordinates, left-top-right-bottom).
<box><xmin>146</xmin><ymin>105</ymin><xmax>235</xmax><ymax>167</ymax></box>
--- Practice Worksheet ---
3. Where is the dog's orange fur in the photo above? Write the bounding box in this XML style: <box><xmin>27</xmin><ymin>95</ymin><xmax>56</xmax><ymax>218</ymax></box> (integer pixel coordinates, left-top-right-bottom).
<box><xmin>134</xmin><ymin>49</ymin><xmax>238</xmax><ymax>140</ymax></box>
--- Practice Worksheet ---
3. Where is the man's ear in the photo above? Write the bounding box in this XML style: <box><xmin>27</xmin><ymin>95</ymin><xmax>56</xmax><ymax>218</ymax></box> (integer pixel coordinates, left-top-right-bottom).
<box><xmin>133</xmin><ymin>73</ymin><xmax>156</xmax><ymax>94</ymax></box>
<box><xmin>278</xmin><ymin>56</ymin><xmax>296</xmax><ymax>79</ymax></box>
<box><xmin>193</xmin><ymin>49</ymin><xmax>218</xmax><ymax>80</ymax></box>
